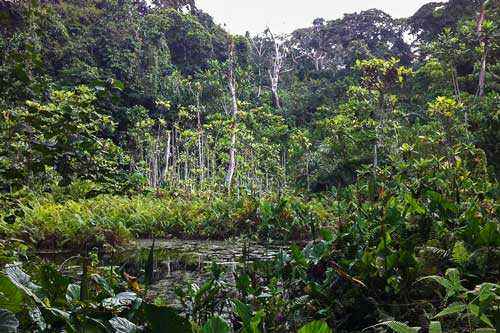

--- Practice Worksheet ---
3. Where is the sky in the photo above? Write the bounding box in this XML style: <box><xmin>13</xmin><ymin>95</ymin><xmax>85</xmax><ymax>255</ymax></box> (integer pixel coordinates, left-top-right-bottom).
<box><xmin>195</xmin><ymin>0</ymin><xmax>441</xmax><ymax>35</ymax></box>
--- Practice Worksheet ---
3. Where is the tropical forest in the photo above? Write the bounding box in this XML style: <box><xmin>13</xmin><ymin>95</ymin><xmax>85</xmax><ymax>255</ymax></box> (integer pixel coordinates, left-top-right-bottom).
<box><xmin>0</xmin><ymin>0</ymin><xmax>499</xmax><ymax>332</ymax></box>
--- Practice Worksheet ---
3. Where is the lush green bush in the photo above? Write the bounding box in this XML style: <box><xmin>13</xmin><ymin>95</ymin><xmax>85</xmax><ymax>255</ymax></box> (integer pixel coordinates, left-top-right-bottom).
<box><xmin>10</xmin><ymin>192</ymin><xmax>335</xmax><ymax>250</ymax></box>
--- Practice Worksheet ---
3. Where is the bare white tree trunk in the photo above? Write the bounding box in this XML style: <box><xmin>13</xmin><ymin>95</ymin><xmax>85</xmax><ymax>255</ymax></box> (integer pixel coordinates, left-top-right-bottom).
<box><xmin>225</xmin><ymin>41</ymin><xmax>238</xmax><ymax>191</ymax></box>
<box><xmin>250</xmin><ymin>37</ymin><xmax>267</xmax><ymax>98</ymax></box>
<box><xmin>307</xmin><ymin>49</ymin><xmax>327</xmax><ymax>71</ymax></box>
<box><xmin>149</xmin><ymin>125</ymin><xmax>162</xmax><ymax>189</ymax></box>
<box><xmin>451</xmin><ymin>68</ymin><xmax>461</xmax><ymax>99</ymax></box>
<box><xmin>267</xmin><ymin>30</ymin><xmax>286</xmax><ymax>109</ymax></box>
<box><xmin>195</xmin><ymin>92</ymin><xmax>205</xmax><ymax>181</ymax></box>
<box><xmin>161</xmin><ymin>131</ymin><xmax>171</xmax><ymax>183</ymax></box>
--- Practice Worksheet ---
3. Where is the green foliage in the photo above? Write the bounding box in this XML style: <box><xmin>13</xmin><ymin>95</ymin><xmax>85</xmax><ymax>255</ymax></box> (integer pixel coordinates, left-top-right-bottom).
<box><xmin>109</xmin><ymin>317</ymin><xmax>139</xmax><ymax>333</ymax></box>
<box><xmin>374</xmin><ymin>321</ymin><xmax>420</xmax><ymax>333</ymax></box>
<box><xmin>201</xmin><ymin>316</ymin><xmax>230</xmax><ymax>333</ymax></box>
<box><xmin>428</xmin><ymin>96</ymin><xmax>463</xmax><ymax>119</ymax></box>
<box><xmin>11</xmin><ymin>192</ymin><xmax>335</xmax><ymax>249</ymax></box>
<box><xmin>355</xmin><ymin>57</ymin><xmax>413</xmax><ymax>93</ymax></box>
<box><xmin>298</xmin><ymin>321</ymin><xmax>332</xmax><ymax>333</ymax></box>
<box><xmin>0</xmin><ymin>0</ymin><xmax>499</xmax><ymax>332</ymax></box>
<box><xmin>419</xmin><ymin>269</ymin><xmax>499</xmax><ymax>330</ymax></box>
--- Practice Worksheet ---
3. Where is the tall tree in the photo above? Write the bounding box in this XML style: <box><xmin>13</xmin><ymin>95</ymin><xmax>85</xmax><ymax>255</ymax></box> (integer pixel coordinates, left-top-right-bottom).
<box><xmin>225</xmin><ymin>40</ymin><xmax>238</xmax><ymax>191</ymax></box>
<box><xmin>265</xmin><ymin>29</ymin><xmax>289</xmax><ymax>109</ymax></box>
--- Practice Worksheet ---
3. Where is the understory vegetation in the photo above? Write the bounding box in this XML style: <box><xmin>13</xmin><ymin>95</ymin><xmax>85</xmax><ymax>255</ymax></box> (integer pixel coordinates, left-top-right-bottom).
<box><xmin>0</xmin><ymin>0</ymin><xmax>499</xmax><ymax>332</ymax></box>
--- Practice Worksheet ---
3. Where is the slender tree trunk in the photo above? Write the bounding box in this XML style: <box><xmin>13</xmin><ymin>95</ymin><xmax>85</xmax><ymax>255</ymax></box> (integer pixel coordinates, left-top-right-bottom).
<box><xmin>270</xmin><ymin>81</ymin><xmax>280</xmax><ymax>109</ymax></box>
<box><xmin>161</xmin><ymin>131</ymin><xmax>171</xmax><ymax>183</ymax></box>
<box><xmin>226</xmin><ymin>123</ymin><xmax>237</xmax><ymax>190</ymax></box>
<box><xmin>269</xmin><ymin>63</ymin><xmax>280</xmax><ymax>109</ymax></box>
<box><xmin>267</xmin><ymin>30</ymin><xmax>284</xmax><ymax>109</ymax></box>
<box><xmin>257</xmin><ymin>67</ymin><xmax>263</xmax><ymax>98</ymax></box>
<box><xmin>225</xmin><ymin>41</ymin><xmax>238</xmax><ymax>191</ymax></box>
<box><xmin>478</xmin><ymin>49</ymin><xmax>487</xmax><ymax>97</ymax></box>
<box><xmin>451</xmin><ymin>68</ymin><xmax>460</xmax><ymax>99</ymax></box>
<box><xmin>306</xmin><ymin>155</ymin><xmax>310</xmax><ymax>191</ymax></box>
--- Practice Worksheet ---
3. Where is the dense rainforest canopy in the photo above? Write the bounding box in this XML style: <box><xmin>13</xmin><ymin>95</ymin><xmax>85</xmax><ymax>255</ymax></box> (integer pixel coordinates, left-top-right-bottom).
<box><xmin>0</xmin><ymin>0</ymin><xmax>499</xmax><ymax>332</ymax></box>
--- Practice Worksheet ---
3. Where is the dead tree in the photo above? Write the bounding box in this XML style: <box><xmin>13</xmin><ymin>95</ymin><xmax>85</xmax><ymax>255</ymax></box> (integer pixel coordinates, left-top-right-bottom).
<box><xmin>266</xmin><ymin>29</ymin><xmax>290</xmax><ymax>109</ymax></box>
<box><xmin>225</xmin><ymin>40</ymin><xmax>238</xmax><ymax>191</ymax></box>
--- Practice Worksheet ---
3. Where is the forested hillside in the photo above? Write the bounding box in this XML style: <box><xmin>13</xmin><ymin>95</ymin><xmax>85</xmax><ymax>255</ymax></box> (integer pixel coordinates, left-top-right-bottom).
<box><xmin>0</xmin><ymin>0</ymin><xmax>499</xmax><ymax>332</ymax></box>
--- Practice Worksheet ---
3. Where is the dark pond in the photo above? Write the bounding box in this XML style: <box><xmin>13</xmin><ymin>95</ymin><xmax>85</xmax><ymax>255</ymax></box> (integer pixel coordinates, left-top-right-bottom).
<box><xmin>124</xmin><ymin>239</ymin><xmax>288</xmax><ymax>304</ymax></box>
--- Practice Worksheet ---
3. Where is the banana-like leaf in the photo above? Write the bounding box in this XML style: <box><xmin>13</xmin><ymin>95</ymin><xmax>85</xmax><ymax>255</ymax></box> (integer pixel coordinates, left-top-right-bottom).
<box><xmin>109</xmin><ymin>317</ymin><xmax>139</xmax><ymax>333</ymax></box>
<box><xmin>0</xmin><ymin>309</ymin><xmax>19</xmax><ymax>333</ymax></box>
<box><xmin>0</xmin><ymin>276</ymin><xmax>23</xmax><ymax>313</ymax></box>
<box><xmin>434</xmin><ymin>303</ymin><xmax>466</xmax><ymax>318</ymax></box>
<box><xmin>102</xmin><ymin>292</ymin><xmax>141</xmax><ymax>312</ymax></box>
<box><xmin>66</xmin><ymin>283</ymin><xmax>80</xmax><ymax>303</ymax></box>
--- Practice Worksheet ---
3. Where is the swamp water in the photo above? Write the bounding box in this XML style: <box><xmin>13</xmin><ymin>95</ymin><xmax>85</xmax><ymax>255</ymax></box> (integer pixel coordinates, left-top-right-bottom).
<box><xmin>99</xmin><ymin>239</ymin><xmax>288</xmax><ymax>308</ymax></box>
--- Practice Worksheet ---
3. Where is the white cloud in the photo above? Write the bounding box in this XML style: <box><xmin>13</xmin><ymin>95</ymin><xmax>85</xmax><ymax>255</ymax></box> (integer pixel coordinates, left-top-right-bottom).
<box><xmin>195</xmin><ymin>0</ymin><xmax>442</xmax><ymax>35</ymax></box>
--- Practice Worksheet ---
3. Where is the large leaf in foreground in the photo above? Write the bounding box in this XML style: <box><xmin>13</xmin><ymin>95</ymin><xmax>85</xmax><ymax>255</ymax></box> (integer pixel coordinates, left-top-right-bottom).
<box><xmin>143</xmin><ymin>303</ymin><xmax>192</xmax><ymax>333</ymax></box>
<box><xmin>103</xmin><ymin>292</ymin><xmax>141</xmax><ymax>312</ymax></box>
<box><xmin>4</xmin><ymin>265</ymin><xmax>42</xmax><ymax>302</ymax></box>
<box><xmin>0</xmin><ymin>276</ymin><xmax>23</xmax><ymax>313</ymax></box>
<box><xmin>0</xmin><ymin>309</ymin><xmax>19</xmax><ymax>333</ymax></box>
<box><xmin>109</xmin><ymin>317</ymin><xmax>139</xmax><ymax>333</ymax></box>
<box><xmin>202</xmin><ymin>316</ymin><xmax>230</xmax><ymax>333</ymax></box>
<box><xmin>298</xmin><ymin>320</ymin><xmax>332</xmax><ymax>333</ymax></box>
<box><xmin>434</xmin><ymin>303</ymin><xmax>466</xmax><ymax>318</ymax></box>
<box><xmin>370</xmin><ymin>321</ymin><xmax>420</xmax><ymax>333</ymax></box>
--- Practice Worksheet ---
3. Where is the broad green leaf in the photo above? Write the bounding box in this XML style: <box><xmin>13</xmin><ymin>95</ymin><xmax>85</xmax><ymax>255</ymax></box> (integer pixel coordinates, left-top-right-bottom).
<box><xmin>4</xmin><ymin>265</ymin><xmax>42</xmax><ymax>303</ymax></box>
<box><xmin>0</xmin><ymin>276</ymin><xmax>23</xmax><ymax>313</ymax></box>
<box><xmin>249</xmin><ymin>310</ymin><xmax>264</xmax><ymax>333</ymax></box>
<box><xmin>477</xmin><ymin>283</ymin><xmax>498</xmax><ymax>302</ymax></box>
<box><xmin>66</xmin><ymin>283</ymin><xmax>80</xmax><ymax>302</ymax></box>
<box><xmin>417</xmin><ymin>275</ymin><xmax>449</xmax><ymax>289</ymax></box>
<box><xmin>92</xmin><ymin>275</ymin><xmax>115</xmax><ymax>297</ymax></box>
<box><xmin>233</xmin><ymin>301</ymin><xmax>263</xmax><ymax>333</ymax></box>
<box><xmin>479</xmin><ymin>222</ymin><xmax>499</xmax><ymax>246</ymax></box>
<box><xmin>202</xmin><ymin>316</ymin><xmax>230</xmax><ymax>333</ymax></box>
<box><xmin>468</xmin><ymin>304</ymin><xmax>493</xmax><ymax>328</ymax></box>
<box><xmin>429</xmin><ymin>321</ymin><xmax>442</xmax><ymax>333</ymax></box>
<box><xmin>444</xmin><ymin>268</ymin><xmax>461</xmax><ymax>285</ymax></box>
<box><xmin>28</xmin><ymin>308</ymin><xmax>46</xmax><ymax>331</ymax></box>
<box><xmin>374</xmin><ymin>321</ymin><xmax>420</xmax><ymax>333</ymax></box>
<box><xmin>233</xmin><ymin>300</ymin><xmax>252</xmax><ymax>323</ymax></box>
<box><xmin>434</xmin><ymin>303</ymin><xmax>466</xmax><ymax>318</ymax></box>
<box><xmin>102</xmin><ymin>292</ymin><xmax>140</xmax><ymax>312</ymax></box>
<box><xmin>291</xmin><ymin>244</ymin><xmax>307</xmax><ymax>266</ymax></box>
<box><xmin>298</xmin><ymin>320</ymin><xmax>332</xmax><ymax>333</ymax></box>
<box><xmin>109</xmin><ymin>317</ymin><xmax>138</xmax><ymax>333</ymax></box>
<box><xmin>37</xmin><ymin>264</ymin><xmax>71</xmax><ymax>304</ymax></box>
